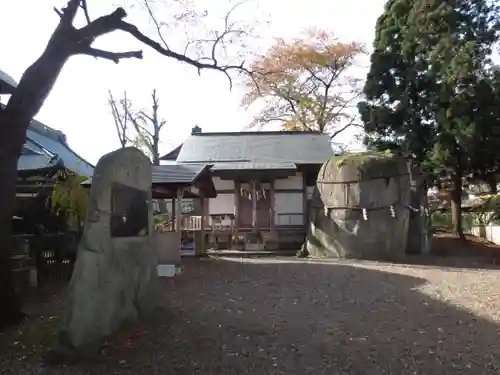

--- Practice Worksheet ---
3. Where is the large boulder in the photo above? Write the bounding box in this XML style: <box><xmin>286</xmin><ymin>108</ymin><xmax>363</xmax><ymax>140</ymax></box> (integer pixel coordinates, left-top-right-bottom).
<box><xmin>301</xmin><ymin>152</ymin><xmax>412</xmax><ymax>260</ymax></box>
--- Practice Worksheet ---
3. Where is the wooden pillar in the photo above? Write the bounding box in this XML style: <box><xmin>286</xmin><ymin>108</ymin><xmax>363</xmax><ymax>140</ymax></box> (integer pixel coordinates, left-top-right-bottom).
<box><xmin>193</xmin><ymin>196</ymin><xmax>205</xmax><ymax>256</ymax></box>
<box><xmin>200</xmin><ymin>197</ymin><xmax>206</xmax><ymax>255</ymax></box>
<box><xmin>302</xmin><ymin>172</ymin><xmax>308</xmax><ymax>229</ymax></box>
<box><xmin>171</xmin><ymin>198</ymin><xmax>176</xmax><ymax>231</ymax></box>
<box><xmin>270</xmin><ymin>179</ymin><xmax>276</xmax><ymax>234</ymax></box>
<box><xmin>234</xmin><ymin>181</ymin><xmax>240</xmax><ymax>235</ymax></box>
<box><xmin>175</xmin><ymin>188</ymin><xmax>182</xmax><ymax>232</ymax></box>
<box><xmin>251</xmin><ymin>180</ymin><xmax>257</xmax><ymax>231</ymax></box>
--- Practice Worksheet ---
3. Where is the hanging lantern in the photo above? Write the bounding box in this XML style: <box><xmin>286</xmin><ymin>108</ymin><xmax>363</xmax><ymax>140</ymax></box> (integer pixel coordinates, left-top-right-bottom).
<box><xmin>362</xmin><ymin>208</ymin><xmax>368</xmax><ymax>220</ymax></box>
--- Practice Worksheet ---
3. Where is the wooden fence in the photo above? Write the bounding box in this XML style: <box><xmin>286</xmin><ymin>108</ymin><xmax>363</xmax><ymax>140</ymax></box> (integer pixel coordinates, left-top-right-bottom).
<box><xmin>35</xmin><ymin>234</ymin><xmax>77</xmax><ymax>285</ymax></box>
<box><xmin>12</xmin><ymin>233</ymin><xmax>77</xmax><ymax>289</ymax></box>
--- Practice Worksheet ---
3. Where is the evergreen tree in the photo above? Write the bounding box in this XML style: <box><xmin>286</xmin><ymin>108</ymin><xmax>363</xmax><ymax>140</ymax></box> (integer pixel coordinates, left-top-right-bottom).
<box><xmin>359</xmin><ymin>0</ymin><xmax>500</xmax><ymax>237</ymax></box>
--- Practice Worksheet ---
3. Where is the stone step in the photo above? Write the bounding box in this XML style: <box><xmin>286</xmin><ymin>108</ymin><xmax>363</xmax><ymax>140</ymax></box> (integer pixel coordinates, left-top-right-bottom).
<box><xmin>206</xmin><ymin>249</ymin><xmax>298</xmax><ymax>258</ymax></box>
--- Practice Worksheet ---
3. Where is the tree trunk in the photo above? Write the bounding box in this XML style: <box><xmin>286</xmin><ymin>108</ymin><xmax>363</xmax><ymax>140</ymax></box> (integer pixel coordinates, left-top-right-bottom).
<box><xmin>0</xmin><ymin>112</ymin><xmax>25</xmax><ymax>328</ymax></box>
<box><xmin>0</xmin><ymin>113</ymin><xmax>39</xmax><ymax>328</ymax></box>
<box><xmin>0</xmin><ymin>30</ymin><xmax>71</xmax><ymax>327</ymax></box>
<box><xmin>451</xmin><ymin>168</ymin><xmax>465</xmax><ymax>240</ymax></box>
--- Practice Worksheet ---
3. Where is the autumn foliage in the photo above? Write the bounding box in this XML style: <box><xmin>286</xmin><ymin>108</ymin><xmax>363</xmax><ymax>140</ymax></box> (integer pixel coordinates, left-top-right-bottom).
<box><xmin>243</xmin><ymin>29</ymin><xmax>366</xmax><ymax>137</ymax></box>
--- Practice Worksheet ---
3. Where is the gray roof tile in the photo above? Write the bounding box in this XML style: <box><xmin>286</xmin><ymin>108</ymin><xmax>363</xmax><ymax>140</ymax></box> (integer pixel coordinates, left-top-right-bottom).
<box><xmin>26</xmin><ymin>120</ymin><xmax>94</xmax><ymax>177</ymax></box>
<box><xmin>175</xmin><ymin>131</ymin><xmax>333</xmax><ymax>165</ymax></box>
<box><xmin>1</xmin><ymin>100</ymin><xmax>94</xmax><ymax>176</ymax></box>
<box><xmin>211</xmin><ymin>162</ymin><xmax>297</xmax><ymax>170</ymax></box>
<box><xmin>18</xmin><ymin>138</ymin><xmax>61</xmax><ymax>171</ymax></box>
<box><xmin>82</xmin><ymin>164</ymin><xmax>207</xmax><ymax>185</ymax></box>
<box><xmin>152</xmin><ymin>164</ymin><xmax>207</xmax><ymax>184</ymax></box>
<box><xmin>0</xmin><ymin>68</ymin><xmax>17</xmax><ymax>94</ymax></box>
<box><xmin>18</xmin><ymin>154</ymin><xmax>62</xmax><ymax>171</ymax></box>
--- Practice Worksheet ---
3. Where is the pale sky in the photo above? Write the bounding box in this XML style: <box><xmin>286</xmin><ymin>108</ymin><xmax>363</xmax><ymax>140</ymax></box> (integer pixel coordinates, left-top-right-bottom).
<box><xmin>0</xmin><ymin>0</ymin><xmax>386</xmax><ymax>164</ymax></box>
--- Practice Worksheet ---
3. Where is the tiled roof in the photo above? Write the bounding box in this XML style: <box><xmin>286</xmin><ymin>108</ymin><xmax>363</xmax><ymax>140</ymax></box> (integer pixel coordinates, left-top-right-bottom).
<box><xmin>17</xmin><ymin>154</ymin><xmax>62</xmax><ymax>171</ymax></box>
<box><xmin>211</xmin><ymin>162</ymin><xmax>297</xmax><ymax>171</ymax></box>
<box><xmin>18</xmin><ymin>138</ymin><xmax>62</xmax><ymax>171</ymax></box>
<box><xmin>14</xmin><ymin>119</ymin><xmax>95</xmax><ymax>176</ymax></box>
<box><xmin>0</xmin><ymin>68</ymin><xmax>17</xmax><ymax>94</ymax></box>
<box><xmin>1</xmin><ymin>97</ymin><xmax>94</xmax><ymax>177</ymax></box>
<box><xmin>26</xmin><ymin>119</ymin><xmax>94</xmax><ymax>177</ymax></box>
<box><xmin>173</xmin><ymin>131</ymin><xmax>333</xmax><ymax>165</ymax></box>
<box><xmin>152</xmin><ymin>164</ymin><xmax>207</xmax><ymax>184</ymax></box>
<box><xmin>160</xmin><ymin>144</ymin><xmax>182</xmax><ymax>161</ymax></box>
<box><xmin>82</xmin><ymin>164</ymin><xmax>208</xmax><ymax>185</ymax></box>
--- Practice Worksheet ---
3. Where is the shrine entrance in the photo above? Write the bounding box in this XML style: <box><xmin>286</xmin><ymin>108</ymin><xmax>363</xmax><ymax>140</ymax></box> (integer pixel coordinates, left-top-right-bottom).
<box><xmin>238</xmin><ymin>182</ymin><xmax>271</xmax><ymax>229</ymax></box>
<box><xmin>238</xmin><ymin>181</ymin><xmax>271</xmax><ymax>230</ymax></box>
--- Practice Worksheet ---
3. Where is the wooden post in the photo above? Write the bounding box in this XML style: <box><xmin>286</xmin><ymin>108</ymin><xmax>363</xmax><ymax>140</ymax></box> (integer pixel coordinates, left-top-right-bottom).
<box><xmin>251</xmin><ymin>180</ymin><xmax>257</xmax><ymax>231</ymax></box>
<box><xmin>175</xmin><ymin>188</ymin><xmax>182</xmax><ymax>232</ymax></box>
<box><xmin>171</xmin><ymin>198</ymin><xmax>176</xmax><ymax>232</ymax></box>
<box><xmin>234</xmin><ymin>181</ymin><xmax>240</xmax><ymax>236</ymax></box>
<box><xmin>200</xmin><ymin>197</ymin><xmax>206</xmax><ymax>255</ymax></box>
<box><xmin>270</xmin><ymin>179</ymin><xmax>276</xmax><ymax>234</ymax></box>
<box><xmin>302</xmin><ymin>172</ymin><xmax>308</xmax><ymax>229</ymax></box>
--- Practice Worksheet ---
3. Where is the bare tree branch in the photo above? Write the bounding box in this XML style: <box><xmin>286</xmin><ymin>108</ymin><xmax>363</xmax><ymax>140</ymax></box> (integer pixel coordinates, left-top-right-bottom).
<box><xmin>329</xmin><ymin>119</ymin><xmax>363</xmax><ymax>140</ymax></box>
<box><xmin>158</xmin><ymin>120</ymin><xmax>167</xmax><ymax>132</ymax></box>
<box><xmin>78</xmin><ymin>47</ymin><xmax>143</xmax><ymax>63</ymax></box>
<box><xmin>75</xmin><ymin>6</ymin><xmax>252</xmax><ymax>89</ymax></box>
<box><xmin>138</xmin><ymin>110</ymin><xmax>155</xmax><ymax>124</ymax></box>
<box><xmin>129</xmin><ymin>114</ymin><xmax>155</xmax><ymax>139</ymax></box>
<box><xmin>58</xmin><ymin>0</ymin><xmax>81</xmax><ymax>25</ymax></box>
<box><xmin>142</xmin><ymin>0</ymin><xmax>169</xmax><ymax>49</ymax></box>
<box><xmin>108</xmin><ymin>89</ymin><xmax>129</xmax><ymax>148</ymax></box>
<box><xmin>53</xmin><ymin>7</ymin><xmax>64</xmax><ymax>18</ymax></box>
<box><xmin>80</xmin><ymin>0</ymin><xmax>91</xmax><ymax>24</ymax></box>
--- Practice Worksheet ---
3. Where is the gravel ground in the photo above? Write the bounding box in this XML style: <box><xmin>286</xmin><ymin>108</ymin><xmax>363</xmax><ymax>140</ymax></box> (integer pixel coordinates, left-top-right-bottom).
<box><xmin>3</xmin><ymin>256</ymin><xmax>500</xmax><ymax>375</ymax></box>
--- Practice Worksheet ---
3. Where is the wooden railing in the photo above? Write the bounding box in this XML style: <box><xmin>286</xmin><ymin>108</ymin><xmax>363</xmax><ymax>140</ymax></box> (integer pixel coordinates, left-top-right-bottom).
<box><xmin>156</xmin><ymin>215</ymin><xmax>204</xmax><ymax>232</ymax></box>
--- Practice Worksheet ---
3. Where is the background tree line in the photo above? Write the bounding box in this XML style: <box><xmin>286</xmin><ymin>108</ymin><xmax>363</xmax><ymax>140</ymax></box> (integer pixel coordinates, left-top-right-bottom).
<box><xmin>358</xmin><ymin>0</ymin><xmax>500</xmax><ymax>238</ymax></box>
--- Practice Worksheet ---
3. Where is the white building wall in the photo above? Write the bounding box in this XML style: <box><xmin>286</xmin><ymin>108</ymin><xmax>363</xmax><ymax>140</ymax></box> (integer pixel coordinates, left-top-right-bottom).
<box><xmin>208</xmin><ymin>193</ymin><xmax>235</xmax><ymax>215</ymax></box>
<box><xmin>274</xmin><ymin>172</ymin><xmax>304</xmax><ymax>226</ymax></box>
<box><xmin>274</xmin><ymin>192</ymin><xmax>303</xmax><ymax>226</ymax></box>
<box><xmin>212</xmin><ymin>177</ymin><xmax>235</xmax><ymax>191</ymax></box>
<box><xmin>274</xmin><ymin>172</ymin><xmax>303</xmax><ymax>190</ymax></box>
<box><xmin>206</xmin><ymin>178</ymin><xmax>235</xmax><ymax>226</ymax></box>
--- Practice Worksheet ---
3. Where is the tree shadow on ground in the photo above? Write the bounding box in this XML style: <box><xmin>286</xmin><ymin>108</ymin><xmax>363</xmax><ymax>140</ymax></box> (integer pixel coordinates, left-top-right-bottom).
<box><xmin>4</xmin><ymin>257</ymin><xmax>500</xmax><ymax>375</ymax></box>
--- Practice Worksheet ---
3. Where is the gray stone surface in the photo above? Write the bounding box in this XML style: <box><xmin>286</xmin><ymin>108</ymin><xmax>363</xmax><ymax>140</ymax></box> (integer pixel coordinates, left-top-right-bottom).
<box><xmin>302</xmin><ymin>153</ymin><xmax>412</xmax><ymax>261</ymax></box>
<box><xmin>406</xmin><ymin>165</ymin><xmax>431</xmax><ymax>255</ymax></box>
<box><xmin>61</xmin><ymin>147</ymin><xmax>159</xmax><ymax>348</ymax></box>
<box><xmin>154</xmin><ymin>232</ymin><xmax>181</xmax><ymax>264</ymax></box>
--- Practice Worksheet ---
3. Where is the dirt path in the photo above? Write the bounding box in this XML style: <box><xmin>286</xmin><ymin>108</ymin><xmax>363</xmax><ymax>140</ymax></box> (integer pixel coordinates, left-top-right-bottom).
<box><xmin>3</xmin><ymin>257</ymin><xmax>500</xmax><ymax>374</ymax></box>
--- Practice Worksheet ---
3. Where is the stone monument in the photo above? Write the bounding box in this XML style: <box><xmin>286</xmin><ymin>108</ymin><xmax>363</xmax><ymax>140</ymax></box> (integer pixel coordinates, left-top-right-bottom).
<box><xmin>300</xmin><ymin>152</ymin><xmax>412</xmax><ymax>260</ymax></box>
<box><xmin>60</xmin><ymin>147</ymin><xmax>159</xmax><ymax>348</ymax></box>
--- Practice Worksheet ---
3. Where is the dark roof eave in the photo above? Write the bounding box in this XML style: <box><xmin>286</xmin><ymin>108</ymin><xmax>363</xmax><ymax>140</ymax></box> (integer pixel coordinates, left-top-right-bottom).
<box><xmin>160</xmin><ymin>144</ymin><xmax>183</xmax><ymax>161</ymax></box>
<box><xmin>17</xmin><ymin>157</ymin><xmax>65</xmax><ymax>175</ymax></box>
<box><xmin>192</xmin><ymin>165</ymin><xmax>217</xmax><ymax>198</ymax></box>
<box><xmin>0</xmin><ymin>69</ymin><xmax>18</xmax><ymax>94</ymax></box>
<box><xmin>193</xmin><ymin>130</ymin><xmax>324</xmax><ymax>136</ymax></box>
